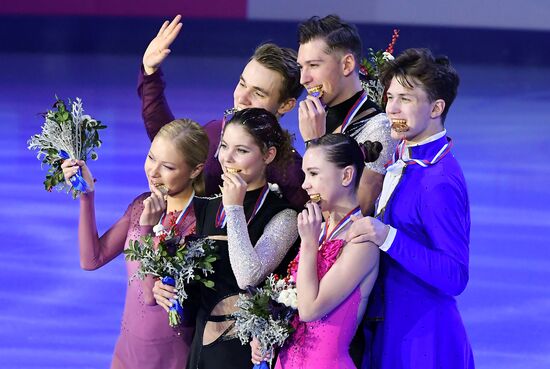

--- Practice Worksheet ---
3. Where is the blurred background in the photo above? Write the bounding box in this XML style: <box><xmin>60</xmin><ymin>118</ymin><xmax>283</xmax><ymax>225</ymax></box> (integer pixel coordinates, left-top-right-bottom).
<box><xmin>1</xmin><ymin>1</ymin><xmax>549</xmax><ymax>368</ymax></box>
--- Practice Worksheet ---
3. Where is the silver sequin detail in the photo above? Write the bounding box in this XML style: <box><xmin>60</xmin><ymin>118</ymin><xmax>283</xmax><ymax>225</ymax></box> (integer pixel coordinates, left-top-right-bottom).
<box><xmin>225</xmin><ymin>205</ymin><xmax>298</xmax><ymax>289</ymax></box>
<box><xmin>350</xmin><ymin>112</ymin><xmax>398</xmax><ymax>175</ymax></box>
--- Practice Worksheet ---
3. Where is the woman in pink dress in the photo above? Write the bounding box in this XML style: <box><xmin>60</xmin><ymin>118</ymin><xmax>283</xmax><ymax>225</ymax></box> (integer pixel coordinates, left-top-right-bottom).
<box><xmin>61</xmin><ymin>119</ymin><xmax>209</xmax><ymax>369</ymax></box>
<box><xmin>252</xmin><ymin>133</ymin><xmax>382</xmax><ymax>369</ymax></box>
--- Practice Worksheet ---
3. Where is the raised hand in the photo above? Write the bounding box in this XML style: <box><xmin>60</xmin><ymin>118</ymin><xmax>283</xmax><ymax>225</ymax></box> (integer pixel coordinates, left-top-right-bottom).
<box><xmin>220</xmin><ymin>172</ymin><xmax>248</xmax><ymax>207</ymax></box>
<box><xmin>139</xmin><ymin>184</ymin><xmax>167</xmax><ymax>226</ymax></box>
<box><xmin>297</xmin><ymin>201</ymin><xmax>323</xmax><ymax>249</ymax></box>
<box><xmin>61</xmin><ymin>159</ymin><xmax>95</xmax><ymax>192</ymax></box>
<box><xmin>298</xmin><ymin>95</ymin><xmax>327</xmax><ymax>142</ymax></box>
<box><xmin>143</xmin><ymin>14</ymin><xmax>183</xmax><ymax>75</ymax></box>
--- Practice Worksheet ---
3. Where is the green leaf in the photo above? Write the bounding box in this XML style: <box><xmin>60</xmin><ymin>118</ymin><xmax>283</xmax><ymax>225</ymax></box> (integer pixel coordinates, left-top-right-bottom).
<box><xmin>202</xmin><ymin>280</ymin><xmax>215</xmax><ymax>289</ymax></box>
<box><xmin>205</xmin><ymin>256</ymin><xmax>217</xmax><ymax>263</ymax></box>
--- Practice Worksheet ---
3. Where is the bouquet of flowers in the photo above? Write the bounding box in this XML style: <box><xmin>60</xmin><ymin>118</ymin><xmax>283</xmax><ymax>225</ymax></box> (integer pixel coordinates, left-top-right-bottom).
<box><xmin>360</xmin><ymin>29</ymin><xmax>400</xmax><ymax>108</ymax></box>
<box><xmin>124</xmin><ymin>214</ymin><xmax>217</xmax><ymax>327</ymax></box>
<box><xmin>27</xmin><ymin>97</ymin><xmax>106</xmax><ymax>198</ymax></box>
<box><xmin>233</xmin><ymin>274</ymin><xmax>298</xmax><ymax>369</ymax></box>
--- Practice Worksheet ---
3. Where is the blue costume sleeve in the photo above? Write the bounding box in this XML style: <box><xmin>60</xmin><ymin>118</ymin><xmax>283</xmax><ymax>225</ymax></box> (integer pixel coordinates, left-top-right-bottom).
<box><xmin>387</xmin><ymin>179</ymin><xmax>470</xmax><ymax>296</ymax></box>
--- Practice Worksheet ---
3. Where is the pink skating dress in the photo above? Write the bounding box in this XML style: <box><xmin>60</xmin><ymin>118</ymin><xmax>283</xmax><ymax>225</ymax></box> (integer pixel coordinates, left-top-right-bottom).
<box><xmin>275</xmin><ymin>239</ymin><xmax>361</xmax><ymax>369</ymax></box>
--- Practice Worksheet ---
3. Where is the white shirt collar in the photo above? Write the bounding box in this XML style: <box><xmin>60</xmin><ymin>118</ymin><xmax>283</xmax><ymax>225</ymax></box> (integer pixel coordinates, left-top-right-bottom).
<box><xmin>402</xmin><ymin>130</ymin><xmax>446</xmax><ymax>161</ymax></box>
<box><xmin>406</xmin><ymin>129</ymin><xmax>447</xmax><ymax>148</ymax></box>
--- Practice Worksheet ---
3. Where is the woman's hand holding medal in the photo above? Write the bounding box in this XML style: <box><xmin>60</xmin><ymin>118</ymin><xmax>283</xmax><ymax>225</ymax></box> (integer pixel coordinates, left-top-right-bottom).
<box><xmin>297</xmin><ymin>201</ymin><xmax>323</xmax><ymax>251</ymax></box>
<box><xmin>140</xmin><ymin>184</ymin><xmax>168</xmax><ymax>226</ymax></box>
<box><xmin>221</xmin><ymin>169</ymin><xmax>247</xmax><ymax>207</ymax></box>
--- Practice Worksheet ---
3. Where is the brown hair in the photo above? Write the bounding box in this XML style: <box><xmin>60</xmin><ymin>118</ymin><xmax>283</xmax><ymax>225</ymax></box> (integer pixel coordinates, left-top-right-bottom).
<box><xmin>380</xmin><ymin>48</ymin><xmax>460</xmax><ymax>123</ymax></box>
<box><xmin>224</xmin><ymin>108</ymin><xmax>295</xmax><ymax>173</ymax></box>
<box><xmin>298</xmin><ymin>15</ymin><xmax>362</xmax><ymax>70</ymax></box>
<box><xmin>307</xmin><ymin>134</ymin><xmax>382</xmax><ymax>189</ymax></box>
<box><xmin>156</xmin><ymin>119</ymin><xmax>209</xmax><ymax>195</ymax></box>
<box><xmin>251</xmin><ymin>43</ymin><xmax>303</xmax><ymax>103</ymax></box>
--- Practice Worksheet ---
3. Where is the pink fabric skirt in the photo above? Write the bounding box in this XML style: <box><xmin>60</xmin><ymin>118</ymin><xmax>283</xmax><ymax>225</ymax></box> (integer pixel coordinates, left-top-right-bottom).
<box><xmin>111</xmin><ymin>327</ymin><xmax>193</xmax><ymax>369</ymax></box>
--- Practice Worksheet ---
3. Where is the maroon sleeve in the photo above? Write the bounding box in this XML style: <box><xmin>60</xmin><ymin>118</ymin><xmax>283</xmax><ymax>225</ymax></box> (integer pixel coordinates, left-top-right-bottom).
<box><xmin>202</xmin><ymin>119</ymin><xmax>224</xmax><ymax>196</ymax></box>
<box><xmin>78</xmin><ymin>192</ymin><xmax>131</xmax><ymax>270</ymax></box>
<box><xmin>267</xmin><ymin>149</ymin><xmax>308</xmax><ymax>209</ymax></box>
<box><xmin>137</xmin><ymin>66</ymin><xmax>175</xmax><ymax>141</ymax></box>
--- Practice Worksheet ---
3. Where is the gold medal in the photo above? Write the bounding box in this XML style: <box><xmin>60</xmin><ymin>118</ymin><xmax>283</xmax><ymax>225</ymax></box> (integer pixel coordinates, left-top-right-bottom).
<box><xmin>154</xmin><ymin>183</ymin><xmax>169</xmax><ymax>195</ymax></box>
<box><xmin>391</xmin><ymin>119</ymin><xmax>409</xmax><ymax>133</ymax></box>
<box><xmin>226</xmin><ymin>167</ymin><xmax>242</xmax><ymax>174</ymax></box>
<box><xmin>309</xmin><ymin>193</ymin><xmax>321</xmax><ymax>203</ymax></box>
<box><xmin>307</xmin><ymin>85</ymin><xmax>324</xmax><ymax>99</ymax></box>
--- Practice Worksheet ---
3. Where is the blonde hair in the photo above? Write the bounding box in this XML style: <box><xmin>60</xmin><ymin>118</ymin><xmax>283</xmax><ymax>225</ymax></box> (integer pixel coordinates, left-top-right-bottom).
<box><xmin>156</xmin><ymin>119</ymin><xmax>209</xmax><ymax>195</ymax></box>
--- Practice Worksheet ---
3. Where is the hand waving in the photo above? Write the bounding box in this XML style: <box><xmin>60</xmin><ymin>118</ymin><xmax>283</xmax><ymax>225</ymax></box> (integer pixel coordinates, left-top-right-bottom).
<box><xmin>143</xmin><ymin>15</ymin><xmax>183</xmax><ymax>75</ymax></box>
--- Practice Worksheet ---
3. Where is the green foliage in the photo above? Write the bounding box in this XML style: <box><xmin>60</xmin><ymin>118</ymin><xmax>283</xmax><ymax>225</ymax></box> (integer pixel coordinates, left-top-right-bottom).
<box><xmin>124</xmin><ymin>233</ymin><xmax>218</xmax><ymax>308</ymax></box>
<box><xmin>27</xmin><ymin>97</ymin><xmax>106</xmax><ymax>198</ymax></box>
<box><xmin>358</xmin><ymin>29</ymin><xmax>400</xmax><ymax>109</ymax></box>
<box><xmin>233</xmin><ymin>275</ymin><xmax>297</xmax><ymax>355</ymax></box>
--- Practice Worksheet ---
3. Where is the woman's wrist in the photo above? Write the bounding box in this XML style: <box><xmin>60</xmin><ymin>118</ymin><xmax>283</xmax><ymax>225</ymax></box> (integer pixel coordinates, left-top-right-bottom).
<box><xmin>300</xmin><ymin>239</ymin><xmax>318</xmax><ymax>253</ymax></box>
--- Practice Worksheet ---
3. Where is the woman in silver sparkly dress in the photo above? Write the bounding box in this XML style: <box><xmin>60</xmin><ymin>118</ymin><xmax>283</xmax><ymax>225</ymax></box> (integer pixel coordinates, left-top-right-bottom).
<box><xmin>153</xmin><ymin>108</ymin><xmax>299</xmax><ymax>369</ymax></box>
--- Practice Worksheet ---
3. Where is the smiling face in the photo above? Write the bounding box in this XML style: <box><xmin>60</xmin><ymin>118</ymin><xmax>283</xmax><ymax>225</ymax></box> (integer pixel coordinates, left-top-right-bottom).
<box><xmin>297</xmin><ymin>38</ymin><xmax>349</xmax><ymax>107</ymax></box>
<box><xmin>385</xmin><ymin>76</ymin><xmax>444</xmax><ymax>143</ymax></box>
<box><xmin>218</xmin><ymin>123</ymin><xmax>274</xmax><ymax>189</ymax></box>
<box><xmin>233</xmin><ymin>59</ymin><xmax>286</xmax><ymax>117</ymax></box>
<box><xmin>144</xmin><ymin>136</ymin><xmax>196</xmax><ymax>196</ymax></box>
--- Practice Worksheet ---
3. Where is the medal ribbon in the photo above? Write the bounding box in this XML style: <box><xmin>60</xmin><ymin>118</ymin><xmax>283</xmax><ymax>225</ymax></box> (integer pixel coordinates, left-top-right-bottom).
<box><xmin>156</xmin><ymin>191</ymin><xmax>195</xmax><ymax>229</ymax></box>
<box><xmin>216</xmin><ymin>184</ymin><xmax>270</xmax><ymax>228</ymax></box>
<box><xmin>319</xmin><ymin>206</ymin><xmax>362</xmax><ymax>245</ymax></box>
<box><xmin>385</xmin><ymin>138</ymin><xmax>453</xmax><ymax>169</ymax></box>
<box><xmin>340</xmin><ymin>91</ymin><xmax>369</xmax><ymax>134</ymax></box>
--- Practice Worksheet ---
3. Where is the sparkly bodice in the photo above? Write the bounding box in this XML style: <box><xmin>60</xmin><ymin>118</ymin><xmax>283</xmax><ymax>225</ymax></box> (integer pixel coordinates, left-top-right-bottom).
<box><xmin>276</xmin><ymin>239</ymin><xmax>361</xmax><ymax>369</ymax></box>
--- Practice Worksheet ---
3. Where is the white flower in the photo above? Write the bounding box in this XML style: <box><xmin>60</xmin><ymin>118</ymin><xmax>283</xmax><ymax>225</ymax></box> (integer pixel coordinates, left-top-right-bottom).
<box><xmin>153</xmin><ymin>224</ymin><xmax>165</xmax><ymax>236</ymax></box>
<box><xmin>382</xmin><ymin>52</ymin><xmax>395</xmax><ymax>61</ymax></box>
<box><xmin>268</xmin><ymin>182</ymin><xmax>281</xmax><ymax>196</ymax></box>
<box><xmin>277</xmin><ymin>290</ymin><xmax>289</xmax><ymax>305</ymax></box>
<box><xmin>287</xmin><ymin>289</ymin><xmax>298</xmax><ymax>309</ymax></box>
<box><xmin>277</xmin><ymin>288</ymin><xmax>298</xmax><ymax>309</ymax></box>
